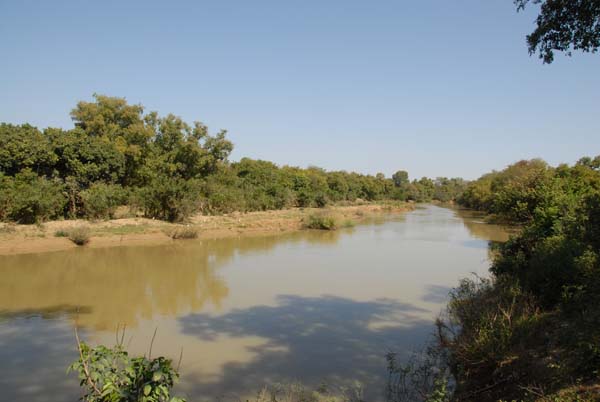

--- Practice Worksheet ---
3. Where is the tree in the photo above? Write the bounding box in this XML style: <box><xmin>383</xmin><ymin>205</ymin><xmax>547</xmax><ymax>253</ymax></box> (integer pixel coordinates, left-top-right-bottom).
<box><xmin>515</xmin><ymin>0</ymin><xmax>600</xmax><ymax>63</ymax></box>
<box><xmin>392</xmin><ymin>170</ymin><xmax>409</xmax><ymax>188</ymax></box>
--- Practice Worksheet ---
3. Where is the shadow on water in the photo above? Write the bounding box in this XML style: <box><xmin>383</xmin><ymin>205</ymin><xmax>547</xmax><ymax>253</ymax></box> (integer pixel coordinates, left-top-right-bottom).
<box><xmin>177</xmin><ymin>294</ymin><xmax>434</xmax><ymax>400</ymax></box>
<box><xmin>0</xmin><ymin>317</ymin><xmax>80</xmax><ymax>402</ymax></box>
<box><xmin>421</xmin><ymin>285</ymin><xmax>453</xmax><ymax>304</ymax></box>
<box><xmin>0</xmin><ymin>304</ymin><xmax>93</xmax><ymax>320</ymax></box>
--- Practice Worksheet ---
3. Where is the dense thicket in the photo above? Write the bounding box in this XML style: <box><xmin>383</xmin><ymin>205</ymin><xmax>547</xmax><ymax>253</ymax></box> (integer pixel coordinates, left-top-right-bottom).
<box><xmin>440</xmin><ymin>157</ymin><xmax>600</xmax><ymax>401</ymax></box>
<box><xmin>0</xmin><ymin>95</ymin><xmax>465</xmax><ymax>223</ymax></box>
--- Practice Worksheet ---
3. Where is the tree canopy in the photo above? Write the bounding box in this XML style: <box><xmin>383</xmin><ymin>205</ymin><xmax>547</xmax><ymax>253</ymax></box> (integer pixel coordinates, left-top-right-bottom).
<box><xmin>515</xmin><ymin>0</ymin><xmax>600</xmax><ymax>63</ymax></box>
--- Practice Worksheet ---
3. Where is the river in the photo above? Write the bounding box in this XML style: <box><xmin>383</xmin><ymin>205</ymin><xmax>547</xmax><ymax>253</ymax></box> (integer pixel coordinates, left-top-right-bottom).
<box><xmin>0</xmin><ymin>205</ymin><xmax>508</xmax><ymax>401</ymax></box>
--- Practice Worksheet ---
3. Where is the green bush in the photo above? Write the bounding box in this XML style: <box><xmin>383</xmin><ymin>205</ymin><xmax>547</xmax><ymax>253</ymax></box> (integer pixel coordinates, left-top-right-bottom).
<box><xmin>165</xmin><ymin>226</ymin><xmax>198</xmax><ymax>239</ymax></box>
<box><xmin>304</xmin><ymin>213</ymin><xmax>338</xmax><ymax>230</ymax></box>
<box><xmin>80</xmin><ymin>182</ymin><xmax>126</xmax><ymax>219</ymax></box>
<box><xmin>0</xmin><ymin>173</ymin><xmax>14</xmax><ymax>221</ymax></box>
<box><xmin>136</xmin><ymin>176</ymin><xmax>202</xmax><ymax>222</ymax></box>
<box><xmin>68</xmin><ymin>226</ymin><xmax>91</xmax><ymax>245</ymax></box>
<box><xmin>7</xmin><ymin>169</ymin><xmax>67</xmax><ymax>223</ymax></box>
<box><xmin>54</xmin><ymin>229</ymin><xmax>69</xmax><ymax>237</ymax></box>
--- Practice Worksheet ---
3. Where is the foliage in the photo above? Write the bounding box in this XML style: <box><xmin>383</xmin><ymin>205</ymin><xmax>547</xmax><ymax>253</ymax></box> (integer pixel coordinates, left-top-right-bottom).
<box><xmin>69</xmin><ymin>339</ymin><xmax>185</xmax><ymax>402</ymax></box>
<box><xmin>54</xmin><ymin>229</ymin><xmax>69</xmax><ymax>237</ymax></box>
<box><xmin>135</xmin><ymin>177</ymin><xmax>202</xmax><ymax>222</ymax></box>
<box><xmin>447</xmin><ymin>156</ymin><xmax>600</xmax><ymax>401</ymax></box>
<box><xmin>80</xmin><ymin>183</ymin><xmax>126</xmax><ymax>220</ymax></box>
<box><xmin>515</xmin><ymin>0</ymin><xmax>600</xmax><ymax>63</ymax></box>
<box><xmin>68</xmin><ymin>226</ymin><xmax>91</xmax><ymax>246</ymax></box>
<box><xmin>458</xmin><ymin>159</ymin><xmax>554</xmax><ymax>222</ymax></box>
<box><xmin>386</xmin><ymin>345</ymin><xmax>452</xmax><ymax>402</ymax></box>
<box><xmin>165</xmin><ymin>226</ymin><xmax>198</xmax><ymax>240</ymax></box>
<box><xmin>303</xmin><ymin>213</ymin><xmax>338</xmax><ymax>230</ymax></box>
<box><xmin>0</xmin><ymin>123</ymin><xmax>56</xmax><ymax>176</ymax></box>
<box><xmin>1</xmin><ymin>169</ymin><xmax>67</xmax><ymax>224</ymax></box>
<box><xmin>0</xmin><ymin>95</ymin><xmax>463</xmax><ymax>224</ymax></box>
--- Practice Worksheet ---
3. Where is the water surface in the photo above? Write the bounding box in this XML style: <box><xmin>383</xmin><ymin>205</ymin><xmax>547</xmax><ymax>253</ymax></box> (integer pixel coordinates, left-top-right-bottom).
<box><xmin>0</xmin><ymin>205</ymin><xmax>508</xmax><ymax>401</ymax></box>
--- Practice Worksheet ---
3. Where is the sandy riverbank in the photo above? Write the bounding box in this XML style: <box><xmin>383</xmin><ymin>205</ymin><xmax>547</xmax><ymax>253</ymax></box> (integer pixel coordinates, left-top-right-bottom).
<box><xmin>0</xmin><ymin>202</ymin><xmax>414</xmax><ymax>256</ymax></box>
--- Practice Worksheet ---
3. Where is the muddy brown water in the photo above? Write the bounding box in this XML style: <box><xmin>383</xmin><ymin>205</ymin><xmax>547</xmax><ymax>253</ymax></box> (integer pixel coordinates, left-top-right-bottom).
<box><xmin>0</xmin><ymin>205</ymin><xmax>509</xmax><ymax>401</ymax></box>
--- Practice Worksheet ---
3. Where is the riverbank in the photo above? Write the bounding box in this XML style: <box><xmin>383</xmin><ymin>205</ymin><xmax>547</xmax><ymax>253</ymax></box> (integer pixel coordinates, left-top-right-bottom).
<box><xmin>0</xmin><ymin>202</ymin><xmax>414</xmax><ymax>255</ymax></box>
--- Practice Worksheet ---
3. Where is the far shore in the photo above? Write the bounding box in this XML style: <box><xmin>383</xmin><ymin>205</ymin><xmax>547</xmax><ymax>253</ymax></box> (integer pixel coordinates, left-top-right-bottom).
<box><xmin>0</xmin><ymin>202</ymin><xmax>414</xmax><ymax>256</ymax></box>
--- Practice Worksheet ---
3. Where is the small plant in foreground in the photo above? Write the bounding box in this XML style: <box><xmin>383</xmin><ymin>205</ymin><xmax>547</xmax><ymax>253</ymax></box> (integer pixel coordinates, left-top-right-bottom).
<box><xmin>304</xmin><ymin>213</ymin><xmax>338</xmax><ymax>230</ymax></box>
<box><xmin>68</xmin><ymin>226</ymin><xmax>91</xmax><ymax>246</ymax></box>
<box><xmin>69</xmin><ymin>330</ymin><xmax>185</xmax><ymax>402</ymax></box>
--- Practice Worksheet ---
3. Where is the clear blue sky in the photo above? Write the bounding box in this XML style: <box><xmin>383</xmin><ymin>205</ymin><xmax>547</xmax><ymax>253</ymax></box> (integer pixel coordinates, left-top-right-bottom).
<box><xmin>1</xmin><ymin>1</ymin><xmax>598</xmax><ymax>180</ymax></box>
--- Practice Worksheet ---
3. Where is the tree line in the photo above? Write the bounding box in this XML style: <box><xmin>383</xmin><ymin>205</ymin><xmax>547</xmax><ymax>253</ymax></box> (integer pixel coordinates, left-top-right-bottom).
<box><xmin>0</xmin><ymin>95</ymin><xmax>466</xmax><ymax>224</ymax></box>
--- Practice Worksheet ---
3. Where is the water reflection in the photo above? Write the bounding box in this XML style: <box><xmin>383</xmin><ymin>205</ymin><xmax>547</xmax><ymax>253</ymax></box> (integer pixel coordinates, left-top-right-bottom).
<box><xmin>454</xmin><ymin>208</ymin><xmax>511</xmax><ymax>243</ymax></box>
<box><xmin>0</xmin><ymin>244</ymin><xmax>229</xmax><ymax>330</ymax></box>
<box><xmin>0</xmin><ymin>231</ymin><xmax>351</xmax><ymax>330</ymax></box>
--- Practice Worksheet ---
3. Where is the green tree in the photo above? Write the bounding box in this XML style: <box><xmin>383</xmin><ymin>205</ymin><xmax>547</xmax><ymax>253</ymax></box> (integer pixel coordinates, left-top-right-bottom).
<box><xmin>392</xmin><ymin>170</ymin><xmax>409</xmax><ymax>188</ymax></box>
<box><xmin>515</xmin><ymin>0</ymin><xmax>600</xmax><ymax>63</ymax></box>
<box><xmin>7</xmin><ymin>169</ymin><xmax>67</xmax><ymax>223</ymax></box>
<box><xmin>0</xmin><ymin>123</ymin><xmax>56</xmax><ymax>176</ymax></box>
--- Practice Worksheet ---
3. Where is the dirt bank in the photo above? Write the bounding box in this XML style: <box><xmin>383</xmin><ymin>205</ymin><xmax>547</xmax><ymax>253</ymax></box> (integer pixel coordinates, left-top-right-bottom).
<box><xmin>0</xmin><ymin>202</ymin><xmax>413</xmax><ymax>256</ymax></box>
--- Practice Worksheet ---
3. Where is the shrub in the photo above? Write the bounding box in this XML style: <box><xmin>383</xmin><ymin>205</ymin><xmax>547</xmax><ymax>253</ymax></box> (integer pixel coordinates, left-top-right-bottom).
<box><xmin>0</xmin><ymin>173</ymin><xmax>14</xmax><ymax>221</ymax></box>
<box><xmin>165</xmin><ymin>226</ymin><xmax>198</xmax><ymax>240</ymax></box>
<box><xmin>54</xmin><ymin>229</ymin><xmax>69</xmax><ymax>237</ymax></box>
<box><xmin>0</xmin><ymin>222</ymin><xmax>16</xmax><ymax>234</ymax></box>
<box><xmin>340</xmin><ymin>219</ymin><xmax>356</xmax><ymax>228</ymax></box>
<box><xmin>8</xmin><ymin>169</ymin><xmax>67</xmax><ymax>223</ymax></box>
<box><xmin>304</xmin><ymin>213</ymin><xmax>338</xmax><ymax>230</ymax></box>
<box><xmin>136</xmin><ymin>177</ymin><xmax>202</xmax><ymax>222</ymax></box>
<box><xmin>436</xmin><ymin>276</ymin><xmax>549</xmax><ymax>401</ymax></box>
<box><xmin>80</xmin><ymin>182</ymin><xmax>126</xmax><ymax>220</ymax></box>
<box><xmin>68</xmin><ymin>226</ymin><xmax>91</xmax><ymax>245</ymax></box>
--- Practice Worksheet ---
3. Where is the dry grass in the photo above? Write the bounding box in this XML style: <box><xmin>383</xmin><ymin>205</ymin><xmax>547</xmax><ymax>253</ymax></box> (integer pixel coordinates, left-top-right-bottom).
<box><xmin>67</xmin><ymin>226</ymin><xmax>91</xmax><ymax>246</ymax></box>
<box><xmin>164</xmin><ymin>226</ymin><xmax>199</xmax><ymax>240</ymax></box>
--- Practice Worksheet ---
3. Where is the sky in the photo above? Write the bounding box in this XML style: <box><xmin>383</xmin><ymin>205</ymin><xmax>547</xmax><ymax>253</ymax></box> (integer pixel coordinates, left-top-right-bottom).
<box><xmin>0</xmin><ymin>1</ymin><xmax>598</xmax><ymax>180</ymax></box>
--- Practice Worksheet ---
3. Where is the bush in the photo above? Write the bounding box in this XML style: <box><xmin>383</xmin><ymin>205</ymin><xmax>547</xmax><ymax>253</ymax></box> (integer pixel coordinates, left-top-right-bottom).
<box><xmin>304</xmin><ymin>213</ymin><xmax>338</xmax><ymax>230</ymax></box>
<box><xmin>437</xmin><ymin>276</ymin><xmax>550</xmax><ymax>401</ymax></box>
<box><xmin>7</xmin><ymin>169</ymin><xmax>67</xmax><ymax>223</ymax></box>
<box><xmin>0</xmin><ymin>173</ymin><xmax>14</xmax><ymax>221</ymax></box>
<box><xmin>340</xmin><ymin>219</ymin><xmax>356</xmax><ymax>228</ymax></box>
<box><xmin>80</xmin><ymin>182</ymin><xmax>126</xmax><ymax>220</ymax></box>
<box><xmin>54</xmin><ymin>229</ymin><xmax>69</xmax><ymax>237</ymax></box>
<box><xmin>136</xmin><ymin>176</ymin><xmax>202</xmax><ymax>222</ymax></box>
<box><xmin>68</xmin><ymin>226</ymin><xmax>91</xmax><ymax>245</ymax></box>
<box><xmin>165</xmin><ymin>226</ymin><xmax>198</xmax><ymax>240</ymax></box>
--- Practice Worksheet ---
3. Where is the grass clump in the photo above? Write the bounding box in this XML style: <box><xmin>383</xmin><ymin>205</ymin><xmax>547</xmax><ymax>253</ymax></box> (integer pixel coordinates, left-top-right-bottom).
<box><xmin>54</xmin><ymin>229</ymin><xmax>69</xmax><ymax>237</ymax></box>
<box><xmin>165</xmin><ymin>226</ymin><xmax>198</xmax><ymax>240</ymax></box>
<box><xmin>340</xmin><ymin>219</ymin><xmax>356</xmax><ymax>228</ymax></box>
<box><xmin>303</xmin><ymin>213</ymin><xmax>338</xmax><ymax>230</ymax></box>
<box><xmin>67</xmin><ymin>226</ymin><xmax>91</xmax><ymax>246</ymax></box>
<box><xmin>0</xmin><ymin>223</ymin><xmax>16</xmax><ymax>234</ymax></box>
